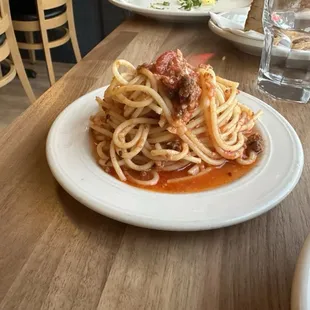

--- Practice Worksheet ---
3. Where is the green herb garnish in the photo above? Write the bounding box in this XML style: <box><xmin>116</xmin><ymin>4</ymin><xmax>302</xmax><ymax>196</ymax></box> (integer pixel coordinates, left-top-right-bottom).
<box><xmin>150</xmin><ymin>1</ymin><xmax>170</xmax><ymax>9</ymax></box>
<box><xmin>156</xmin><ymin>1</ymin><xmax>170</xmax><ymax>5</ymax></box>
<box><xmin>178</xmin><ymin>0</ymin><xmax>201</xmax><ymax>10</ymax></box>
<box><xmin>150</xmin><ymin>4</ymin><xmax>164</xmax><ymax>9</ymax></box>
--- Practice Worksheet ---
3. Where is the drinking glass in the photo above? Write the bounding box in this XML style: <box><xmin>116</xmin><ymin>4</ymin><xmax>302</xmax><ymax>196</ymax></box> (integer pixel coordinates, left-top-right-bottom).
<box><xmin>258</xmin><ymin>0</ymin><xmax>310</xmax><ymax>103</ymax></box>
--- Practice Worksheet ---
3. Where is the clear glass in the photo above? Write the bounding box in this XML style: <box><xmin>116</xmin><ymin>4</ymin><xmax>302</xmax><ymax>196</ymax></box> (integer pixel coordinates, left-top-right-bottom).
<box><xmin>258</xmin><ymin>0</ymin><xmax>310</xmax><ymax>103</ymax></box>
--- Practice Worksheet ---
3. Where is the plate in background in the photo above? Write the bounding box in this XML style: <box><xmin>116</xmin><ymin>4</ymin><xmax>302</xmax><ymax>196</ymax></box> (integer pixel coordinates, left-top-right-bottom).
<box><xmin>209</xmin><ymin>18</ymin><xmax>310</xmax><ymax>67</ymax></box>
<box><xmin>109</xmin><ymin>0</ymin><xmax>251</xmax><ymax>21</ymax></box>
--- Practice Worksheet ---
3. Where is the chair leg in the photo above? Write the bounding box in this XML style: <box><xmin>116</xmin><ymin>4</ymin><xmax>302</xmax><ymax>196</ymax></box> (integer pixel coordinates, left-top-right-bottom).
<box><xmin>1</xmin><ymin>0</ymin><xmax>35</xmax><ymax>103</ymax></box>
<box><xmin>67</xmin><ymin>0</ymin><xmax>81</xmax><ymax>62</ymax></box>
<box><xmin>10</xmin><ymin>48</ymin><xmax>36</xmax><ymax>103</ymax></box>
<box><xmin>25</xmin><ymin>32</ymin><xmax>36</xmax><ymax>64</ymax></box>
<box><xmin>37</xmin><ymin>4</ymin><xmax>55</xmax><ymax>86</ymax></box>
<box><xmin>5</xmin><ymin>31</ymin><xmax>36</xmax><ymax>102</ymax></box>
<box><xmin>40</xmin><ymin>28</ymin><xmax>55</xmax><ymax>85</ymax></box>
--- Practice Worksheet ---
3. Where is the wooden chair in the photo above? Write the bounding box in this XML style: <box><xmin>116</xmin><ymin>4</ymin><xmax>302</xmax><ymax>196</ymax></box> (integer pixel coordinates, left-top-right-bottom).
<box><xmin>11</xmin><ymin>0</ymin><xmax>81</xmax><ymax>85</ymax></box>
<box><xmin>0</xmin><ymin>0</ymin><xmax>36</xmax><ymax>103</ymax></box>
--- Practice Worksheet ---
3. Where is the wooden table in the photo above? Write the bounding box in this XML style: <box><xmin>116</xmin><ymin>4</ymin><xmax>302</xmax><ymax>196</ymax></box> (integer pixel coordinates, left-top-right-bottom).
<box><xmin>0</xmin><ymin>17</ymin><xmax>309</xmax><ymax>310</ymax></box>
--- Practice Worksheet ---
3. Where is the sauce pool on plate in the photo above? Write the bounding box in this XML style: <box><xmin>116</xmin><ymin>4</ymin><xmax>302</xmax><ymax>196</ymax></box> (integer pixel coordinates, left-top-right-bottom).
<box><xmin>125</xmin><ymin>162</ymin><xmax>256</xmax><ymax>193</ymax></box>
<box><xmin>91</xmin><ymin>133</ymin><xmax>257</xmax><ymax>193</ymax></box>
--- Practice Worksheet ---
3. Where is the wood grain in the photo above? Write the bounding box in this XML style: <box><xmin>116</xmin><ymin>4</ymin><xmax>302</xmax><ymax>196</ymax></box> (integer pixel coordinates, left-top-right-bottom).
<box><xmin>0</xmin><ymin>60</ymin><xmax>73</xmax><ymax>131</ymax></box>
<box><xmin>0</xmin><ymin>16</ymin><xmax>309</xmax><ymax>310</ymax></box>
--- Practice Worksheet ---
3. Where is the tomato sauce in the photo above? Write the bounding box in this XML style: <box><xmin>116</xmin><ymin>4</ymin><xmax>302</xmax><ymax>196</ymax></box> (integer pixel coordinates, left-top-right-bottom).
<box><xmin>126</xmin><ymin>162</ymin><xmax>255</xmax><ymax>193</ymax></box>
<box><xmin>91</xmin><ymin>134</ymin><xmax>256</xmax><ymax>194</ymax></box>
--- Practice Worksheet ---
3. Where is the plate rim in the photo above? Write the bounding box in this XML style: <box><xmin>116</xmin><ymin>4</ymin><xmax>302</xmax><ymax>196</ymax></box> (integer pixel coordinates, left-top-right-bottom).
<box><xmin>46</xmin><ymin>87</ymin><xmax>304</xmax><ymax>231</ymax></box>
<box><xmin>208</xmin><ymin>19</ymin><xmax>310</xmax><ymax>60</ymax></box>
<box><xmin>109</xmin><ymin>0</ymin><xmax>250</xmax><ymax>17</ymax></box>
<box><xmin>209</xmin><ymin>19</ymin><xmax>265</xmax><ymax>47</ymax></box>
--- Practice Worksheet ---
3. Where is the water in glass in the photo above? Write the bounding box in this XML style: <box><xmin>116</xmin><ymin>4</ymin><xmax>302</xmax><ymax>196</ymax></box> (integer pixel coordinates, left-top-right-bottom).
<box><xmin>258</xmin><ymin>0</ymin><xmax>310</xmax><ymax>103</ymax></box>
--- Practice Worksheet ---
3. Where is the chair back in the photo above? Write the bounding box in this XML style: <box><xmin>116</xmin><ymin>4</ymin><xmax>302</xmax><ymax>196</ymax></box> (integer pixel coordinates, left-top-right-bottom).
<box><xmin>0</xmin><ymin>0</ymin><xmax>11</xmax><ymax>62</ymax></box>
<box><xmin>0</xmin><ymin>0</ymin><xmax>9</xmax><ymax>35</ymax></box>
<box><xmin>39</xmin><ymin>0</ymin><xmax>68</xmax><ymax>10</ymax></box>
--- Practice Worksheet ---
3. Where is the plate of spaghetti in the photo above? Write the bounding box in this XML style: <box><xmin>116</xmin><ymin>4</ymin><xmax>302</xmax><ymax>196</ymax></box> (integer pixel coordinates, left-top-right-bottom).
<box><xmin>46</xmin><ymin>50</ymin><xmax>303</xmax><ymax>230</ymax></box>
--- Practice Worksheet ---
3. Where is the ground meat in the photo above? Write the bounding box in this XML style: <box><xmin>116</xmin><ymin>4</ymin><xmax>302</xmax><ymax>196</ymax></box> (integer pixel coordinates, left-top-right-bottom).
<box><xmin>139</xmin><ymin>50</ymin><xmax>202</xmax><ymax>123</ymax></box>
<box><xmin>154</xmin><ymin>50</ymin><xmax>188</xmax><ymax>88</ymax></box>
<box><xmin>246</xmin><ymin>133</ymin><xmax>264</xmax><ymax>154</ymax></box>
<box><xmin>166</xmin><ymin>140</ymin><xmax>182</xmax><ymax>152</ymax></box>
<box><xmin>178</xmin><ymin>75</ymin><xmax>201</xmax><ymax>111</ymax></box>
<box><xmin>143</xmin><ymin>50</ymin><xmax>201</xmax><ymax>123</ymax></box>
<box><xmin>138</xmin><ymin>51</ymin><xmax>187</xmax><ymax>89</ymax></box>
<box><xmin>163</xmin><ymin>85</ymin><xmax>178</xmax><ymax>99</ymax></box>
<box><xmin>170</xmin><ymin>74</ymin><xmax>201</xmax><ymax>123</ymax></box>
<box><xmin>175</xmin><ymin>109</ymin><xmax>192</xmax><ymax>124</ymax></box>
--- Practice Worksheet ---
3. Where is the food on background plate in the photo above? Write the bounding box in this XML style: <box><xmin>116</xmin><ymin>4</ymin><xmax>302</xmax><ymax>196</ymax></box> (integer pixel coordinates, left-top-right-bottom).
<box><xmin>150</xmin><ymin>0</ymin><xmax>216</xmax><ymax>10</ymax></box>
<box><xmin>89</xmin><ymin>50</ymin><xmax>263</xmax><ymax>193</ymax></box>
<box><xmin>150</xmin><ymin>1</ymin><xmax>170</xmax><ymax>10</ymax></box>
<box><xmin>245</xmin><ymin>0</ymin><xmax>310</xmax><ymax>50</ymax></box>
<box><xmin>178</xmin><ymin>0</ymin><xmax>216</xmax><ymax>10</ymax></box>
<box><xmin>244</xmin><ymin>0</ymin><xmax>264</xmax><ymax>33</ymax></box>
<box><xmin>178</xmin><ymin>0</ymin><xmax>202</xmax><ymax>10</ymax></box>
<box><xmin>274</xmin><ymin>30</ymin><xmax>310</xmax><ymax>51</ymax></box>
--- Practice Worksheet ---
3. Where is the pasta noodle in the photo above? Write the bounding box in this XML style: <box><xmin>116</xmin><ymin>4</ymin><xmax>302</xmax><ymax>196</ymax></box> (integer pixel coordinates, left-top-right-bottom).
<box><xmin>89</xmin><ymin>50</ymin><xmax>263</xmax><ymax>187</ymax></box>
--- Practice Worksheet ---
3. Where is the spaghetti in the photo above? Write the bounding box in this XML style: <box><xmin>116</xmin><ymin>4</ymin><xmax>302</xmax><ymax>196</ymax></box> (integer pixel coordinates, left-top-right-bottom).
<box><xmin>90</xmin><ymin>50</ymin><xmax>263</xmax><ymax>187</ymax></box>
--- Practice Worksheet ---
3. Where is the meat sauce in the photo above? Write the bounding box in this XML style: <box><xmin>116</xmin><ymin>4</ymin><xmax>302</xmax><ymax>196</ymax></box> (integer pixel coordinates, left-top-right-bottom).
<box><xmin>91</xmin><ymin>50</ymin><xmax>262</xmax><ymax>193</ymax></box>
<box><xmin>91</xmin><ymin>133</ymin><xmax>258</xmax><ymax>194</ymax></box>
<box><xmin>127</xmin><ymin>162</ymin><xmax>256</xmax><ymax>193</ymax></box>
<box><xmin>138</xmin><ymin>50</ymin><xmax>201</xmax><ymax>123</ymax></box>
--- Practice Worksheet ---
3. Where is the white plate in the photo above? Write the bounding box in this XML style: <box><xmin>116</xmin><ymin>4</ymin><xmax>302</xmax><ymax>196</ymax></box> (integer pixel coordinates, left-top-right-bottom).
<box><xmin>109</xmin><ymin>0</ymin><xmax>251</xmax><ymax>21</ymax></box>
<box><xmin>209</xmin><ymin>9</ymin><xmax>264</xmax><ymax>41</ymax></box>
<box><xmin>208</xmin><ymin>19</ymin><xmax>310</xmax><ymax>65</ymax></box>
<box><xmin>46</xmin><ymin>86</ymin><xmax>304</xmax><ymax>231</ymax></box>
<box><xmin>209</xmin><ymin>18</ymin><xmax>263</xmax><ymax>56</ymax></box>
<box><xmin>291</xmin><ymin>234</ymin><xmax>310</xmax><ymax>310</ymax></box>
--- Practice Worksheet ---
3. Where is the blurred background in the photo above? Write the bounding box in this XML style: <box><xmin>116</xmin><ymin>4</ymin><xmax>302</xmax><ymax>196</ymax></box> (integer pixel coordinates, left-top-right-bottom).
<box><xmin>0</xmin><ymin>0</ymin><xmax>130</xmax><ymax>130</ymax></box>
<box><xmin>23</xmin><ymin>0</ymin><xmax>130</xmax><ymax>62</ymax></box>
